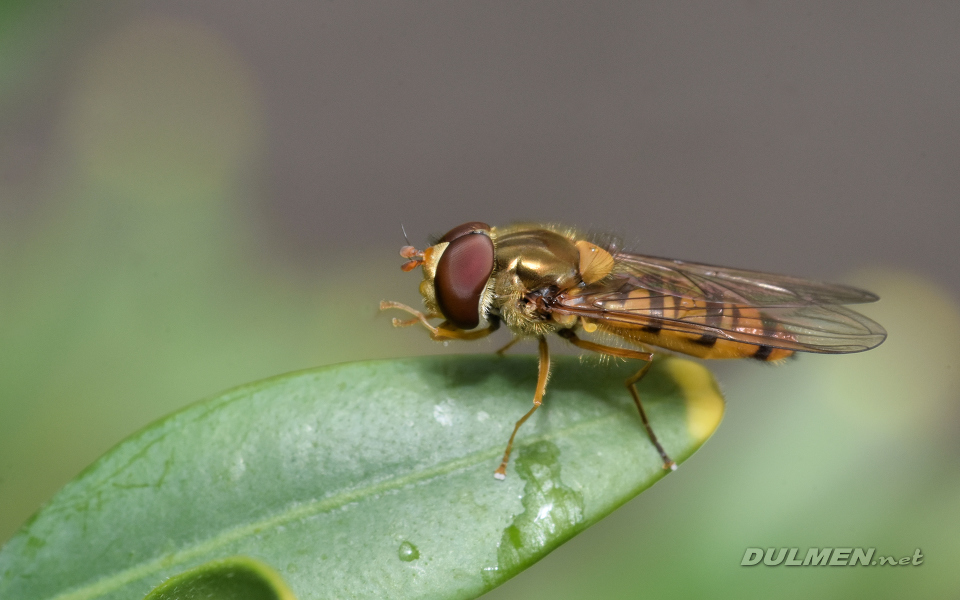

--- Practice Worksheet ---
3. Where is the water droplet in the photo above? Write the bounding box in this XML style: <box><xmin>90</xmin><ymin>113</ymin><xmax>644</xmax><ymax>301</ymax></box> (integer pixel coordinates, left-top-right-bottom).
<box><xmin>398</xmin><ymin>541</ymin><xmax>420</xmax><ymax>562</ymax></box>
<box><xmin>486</xmin><ymin>441</ymin><xmax>585</xmax><ymax>581</ymax></box>
<box><xmin>433</xmin><ymin>402</ymin><xmax>454</xmax><ymax>426</ymax></box>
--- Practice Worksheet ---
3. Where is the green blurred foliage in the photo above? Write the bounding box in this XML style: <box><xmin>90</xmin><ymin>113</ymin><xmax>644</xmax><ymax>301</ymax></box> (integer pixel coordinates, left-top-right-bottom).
<box><xmin>0</xmin><ymin>10</ymin><xmax>439</xmax><ymax>548</ymax></box>
<box><xmin>2</xmin><ymin>5</ymin><xmax>959</xmax><ymax>600</ymax></box>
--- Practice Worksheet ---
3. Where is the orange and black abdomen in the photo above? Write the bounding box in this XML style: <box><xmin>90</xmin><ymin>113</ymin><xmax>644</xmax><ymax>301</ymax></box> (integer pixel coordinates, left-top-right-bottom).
<box><xmin>596</xmin><ymin>289</ymin><xmax>795</xmax><ymax>362</ymax></box>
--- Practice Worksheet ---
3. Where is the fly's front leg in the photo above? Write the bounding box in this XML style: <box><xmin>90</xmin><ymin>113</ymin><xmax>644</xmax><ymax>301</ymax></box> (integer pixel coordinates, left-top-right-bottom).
<box><xmin>494</xmin><ymin>336</ymin><xmax>550</xmax><ymax>480</ymax></box>
<box><xmin>380</xmin><ymin>300</ymin><xmax>500</xmax><ymax>341</ymax></box>
<box><xmin>380</xmin><ymin>301</ymin><xmax>442</xmax><ymax>333</ymax></box>
<box><xmin>557</xmin><ymin>329</ymin><xmax>676</xmax><ymax>471</ymax></box>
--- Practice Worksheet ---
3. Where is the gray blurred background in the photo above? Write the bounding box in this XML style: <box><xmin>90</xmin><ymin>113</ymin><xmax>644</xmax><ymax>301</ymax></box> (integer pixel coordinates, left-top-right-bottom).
<box><xmin>2</xmin><ymin>2</ymin><xmax>959</xmax><ymax>598</ymax></box>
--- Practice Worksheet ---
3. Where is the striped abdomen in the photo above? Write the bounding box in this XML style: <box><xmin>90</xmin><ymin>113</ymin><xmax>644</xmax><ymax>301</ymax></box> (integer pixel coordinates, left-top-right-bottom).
<box><xmin>592</xmin><ymin>291</ymin><xmax>795</xmax><ymax>362</ymax></box>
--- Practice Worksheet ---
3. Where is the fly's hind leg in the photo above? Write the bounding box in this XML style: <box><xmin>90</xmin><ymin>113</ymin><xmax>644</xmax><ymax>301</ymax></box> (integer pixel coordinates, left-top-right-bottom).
<box><xmin>557</xmin><ymin>329</ymin><xmax>676</xmax><ymax>471</ymax></box>
<box><xmin>626</xmin><ymin>362</ymin><xmax>676</xmax><ymax>471</ymax></box>
<box><xmin>494</xmin><ymin>336</ymin><xmax>550</xmax><ymax>480</ymax></box>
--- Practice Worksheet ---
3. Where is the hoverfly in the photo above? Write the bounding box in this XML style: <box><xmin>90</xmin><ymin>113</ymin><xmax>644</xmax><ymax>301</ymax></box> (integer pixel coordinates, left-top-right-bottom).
<box><xmin>381</xmin><ymin>222</ymin><xmax>886</xmax><ymax>479</ymax></box>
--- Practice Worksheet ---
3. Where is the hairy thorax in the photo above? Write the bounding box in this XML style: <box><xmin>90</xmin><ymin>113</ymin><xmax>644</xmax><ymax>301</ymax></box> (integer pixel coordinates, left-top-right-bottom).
<box><xmin>491</xmin><ymin>226</ymin><xmax>582</xmax><ymax>336</ymax></box>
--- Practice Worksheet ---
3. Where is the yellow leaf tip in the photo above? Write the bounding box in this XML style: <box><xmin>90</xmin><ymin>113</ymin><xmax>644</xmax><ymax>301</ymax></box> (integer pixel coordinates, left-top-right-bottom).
<box><xmin>663</xmin><ymin>358</ymin><xmax>726</xmax><ymax>444</ymax></box>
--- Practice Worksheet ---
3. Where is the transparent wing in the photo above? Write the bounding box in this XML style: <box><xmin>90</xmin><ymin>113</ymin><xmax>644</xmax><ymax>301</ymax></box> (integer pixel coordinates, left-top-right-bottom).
<box><xmin>557</xmin><ymin>298</ymin><xmax>885</xmax><ymax>353</ymax></box>
<box><xmin>611</xmin><ymin>252</ymin><xmax>879</xmax><ymax>308</ymax></box>
<box><xmin>557</xmin><ymin>263</ymin><xmax>887</xmax><ymax>354</ymax></box>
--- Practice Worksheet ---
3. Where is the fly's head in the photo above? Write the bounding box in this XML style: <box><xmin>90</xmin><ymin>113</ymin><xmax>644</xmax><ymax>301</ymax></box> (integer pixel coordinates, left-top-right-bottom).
<box><xmin>399</xmin><ymin>222</ymin><xmax>497</xmax><ymax>331</ymax></box>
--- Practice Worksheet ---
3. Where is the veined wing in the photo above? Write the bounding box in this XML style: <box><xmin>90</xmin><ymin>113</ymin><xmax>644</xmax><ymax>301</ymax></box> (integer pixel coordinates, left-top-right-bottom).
<box><xmin>557</xmin><ymin>286</ymin><xmax>887</xmax><ymax>354</ymax></box>
<box><xmin>610</xmin><ymin>252</ymin><xmax>879</xmax><ymax>308</ymax></box>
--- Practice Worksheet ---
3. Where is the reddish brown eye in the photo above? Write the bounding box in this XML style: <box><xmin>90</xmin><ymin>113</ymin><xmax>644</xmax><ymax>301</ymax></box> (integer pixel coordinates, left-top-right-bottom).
<box><xmin>435</xmin><ymin>233</ymin><xmax>494</xmax><ymax>329</ymax></box>
<box><xmin>439</xmin><ymin>221</ymin><xmax>491</xmax><ymax>243</ymax></box>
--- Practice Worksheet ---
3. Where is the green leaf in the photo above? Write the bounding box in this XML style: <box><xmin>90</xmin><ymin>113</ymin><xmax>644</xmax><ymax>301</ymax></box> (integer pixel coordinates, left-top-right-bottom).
<box><xmin>0</xmin><ymin>355</ymin><xmax>723</xmax><ymax>600</ymax></box>
<box><xmin>143</xmin><ymin>556</ymin><xmax>297</xmax><ymax>600</ymax></box>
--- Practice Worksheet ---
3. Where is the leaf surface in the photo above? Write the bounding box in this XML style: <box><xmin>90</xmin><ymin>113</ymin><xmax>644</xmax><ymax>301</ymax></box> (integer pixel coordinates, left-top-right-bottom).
<box><xmin>0</xmin><ymin>355</ymin><xmax>723</xmax><ymax>600</ymax></box>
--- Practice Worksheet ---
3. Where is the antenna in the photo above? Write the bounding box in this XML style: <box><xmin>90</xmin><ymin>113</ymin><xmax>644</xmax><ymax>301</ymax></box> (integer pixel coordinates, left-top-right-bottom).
<box><xmin>401</xmin><ymin>224</ymin><xmax>412</xmax><ymax>246</ymax></box>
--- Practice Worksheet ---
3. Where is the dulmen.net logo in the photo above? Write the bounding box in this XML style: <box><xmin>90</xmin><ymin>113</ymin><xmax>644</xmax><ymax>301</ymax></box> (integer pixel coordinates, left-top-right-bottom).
<box><xmin>741</xmin><ymin>548</ymin><xmax>924</xmax><ymax>567</ymax></box>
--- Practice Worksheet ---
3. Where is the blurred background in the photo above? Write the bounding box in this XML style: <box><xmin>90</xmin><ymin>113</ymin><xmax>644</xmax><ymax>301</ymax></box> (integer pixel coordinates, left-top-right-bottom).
<box><xmin>1</xmin><ymin>2</ymin><xmax>959</xmax><ymax>598</ymax></box>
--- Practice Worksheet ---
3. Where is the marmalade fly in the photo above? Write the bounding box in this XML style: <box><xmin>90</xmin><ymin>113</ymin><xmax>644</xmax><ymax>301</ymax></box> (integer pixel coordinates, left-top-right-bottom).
<box><xmin>381</xmin><ymin>222</ymin><xmax>886</xmax><ymax>479</ymax></box>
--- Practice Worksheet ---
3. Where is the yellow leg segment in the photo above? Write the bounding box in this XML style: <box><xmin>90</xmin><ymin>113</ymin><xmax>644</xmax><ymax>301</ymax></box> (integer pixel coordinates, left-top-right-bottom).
<box><xmin>379</xmin><ymin>300</ymin><xmax>499</xmax><ymax>341</ymax></box>
<box><xmin>558</xmin><ymin>329</ymin><xmax>676</xmax><ymax>471</ymax></box>
<box><xmin>494</xmin><ymin>336</ymin><xmax>550</xmax><ymax>479</ymax></box>
<box><xmin>495</xmin><ymin>337</ymin><xmax>521</xmax><ymax>355</ymax></box>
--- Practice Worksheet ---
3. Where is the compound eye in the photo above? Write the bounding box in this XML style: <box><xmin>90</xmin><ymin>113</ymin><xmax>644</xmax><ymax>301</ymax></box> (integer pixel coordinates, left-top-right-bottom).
<box><xmin>439</xmin><ymin>221</ymin><xmax>491</xmax><ymax>243</ymax></box>
<box><xmin>434</xmin><ymin>233</ymin><xmax>494</xmax><ymax>329</ymax></box>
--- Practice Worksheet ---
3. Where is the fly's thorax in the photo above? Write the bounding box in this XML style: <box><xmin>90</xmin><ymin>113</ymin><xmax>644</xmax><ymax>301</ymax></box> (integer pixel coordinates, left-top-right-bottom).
<box><xmin>486</xmin><ymin>226</ymin><xmax>582</xmax><ymax>336</ymax></box>
<box><xmin>492</xmin><ymin>278</ymin><xmax>556</xmax><ymax>336</ymax></box>
<box><xmin>494</xmin><ymin>227</ymin><xmax>581</xmax><ymax>291</ymax></box>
